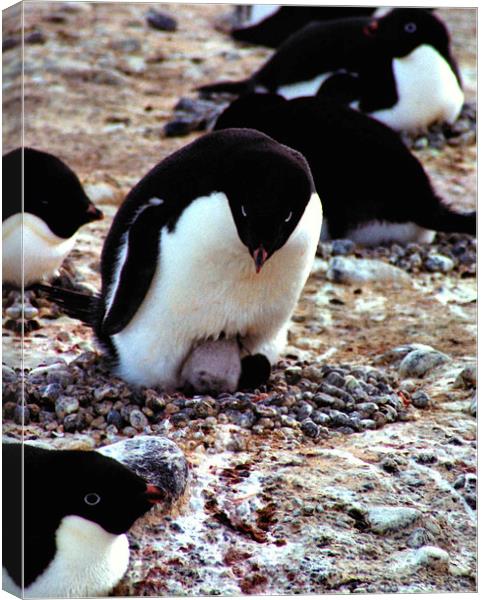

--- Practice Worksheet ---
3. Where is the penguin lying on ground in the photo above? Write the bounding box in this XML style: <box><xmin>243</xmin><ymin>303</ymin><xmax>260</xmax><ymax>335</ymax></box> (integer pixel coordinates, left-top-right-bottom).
<box><xmin>2</xmin><ymin>442</ymin><xmax>163</xmax><ymax>598</ymax></box>
<box><xmin>230</xmin><ymin>4</ymin><xmax>377</xmax><ymax>48</ymax></box>
<box><xmin>200</xmin><ymin>8</ymin><xmax>464</xmax><ymax>132</ymax></box>
<box><xmin>2</xmin><ymin>147</ymin><xmax>103</xmax><ymax>287</ymax></box>
<box><xmin>38</xmin><ymin>129</ymin><xmax>322</xmax><ymax>392</ymax></box>
<box><xmin>214</xmin><ymin>95</ymin><xmax>476</xmax><ymax>245</ymax></box>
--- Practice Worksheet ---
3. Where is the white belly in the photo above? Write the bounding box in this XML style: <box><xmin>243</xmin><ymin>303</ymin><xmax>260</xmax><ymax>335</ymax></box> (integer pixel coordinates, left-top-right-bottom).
<box><xmin>2</xmin><ymin>213</ymin><xmax>76</xmax><ymax>287</ymax></box>
<box><xmin>111</xmin><ymin>191</ymin><xmax>322</xmax><ymax>388</ymax></box>
<box><xmin>345</xmin><ymin>220</ymin><xmax>436</xmax><ymax>246</ymax></box>
<box><xmin>22</xmin><ymin>516</ymin><xmax>129</xmax><ymax>598</ymax></box>
<box><xmin>247</xmin><ymin>4</ymin><xmax>280</xmax><ymax>26</ymax></box>
<box><xmin>367</xmin><ymin>45</ymin><xmax>464</xmax><ymax>132</ymax></box>
<box><xmin>278</xmin><ymin>72</ymin><xmax>332</xmax><ymax>99</ymax></box>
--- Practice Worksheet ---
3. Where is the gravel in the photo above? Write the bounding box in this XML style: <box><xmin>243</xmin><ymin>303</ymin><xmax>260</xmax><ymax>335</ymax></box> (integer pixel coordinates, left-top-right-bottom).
<box><xmin>2</xmin><ymin>353</ymin><xmax>422</xmax><ymax>439</ymax></box>
<box><xmin>317</xmin><ymin>233</ymin><xmax>476</xmax><ymax>277</ymax></box>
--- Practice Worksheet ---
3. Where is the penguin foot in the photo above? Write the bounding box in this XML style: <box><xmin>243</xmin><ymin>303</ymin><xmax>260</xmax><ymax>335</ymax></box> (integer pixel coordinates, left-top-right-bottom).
<box><xmin>238</xmin><ymin>354</ymin><xmax>271</xmax><ymax>390</ymax></box>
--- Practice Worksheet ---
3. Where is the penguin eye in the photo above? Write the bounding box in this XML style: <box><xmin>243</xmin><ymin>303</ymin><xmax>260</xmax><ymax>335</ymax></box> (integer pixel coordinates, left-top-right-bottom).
<box><xmin>84</xmin><ymin>493</ymin><xmax>101</xmax><ymax>506</ymax></box>
<box><xmin>404</xmin><ymin>22</ymin><xmax>417</xmax><ymax>33</ymax></box>
<box><xmin>285</xmin><ymin>212</ymin><xmax>293</xmax><ymax>223</ymax></box>
<box><xmin>241</xmin><ymin>205</ymin><xmax>248</xmax><ymax>218</ymax></box>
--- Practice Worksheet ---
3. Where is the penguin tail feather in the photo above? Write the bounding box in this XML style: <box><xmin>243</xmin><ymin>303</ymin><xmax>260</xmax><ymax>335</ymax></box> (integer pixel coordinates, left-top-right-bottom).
<box><xmin>197</xmin><ymin>79</ymin><xmax>251</xmax><ymax>97</ymax></box>
<box><xmin>35</xmin><ymin>284</ymin><xmax>100</xmax><ymax>326</ymax></box>
<box><xmin>417</xmin><ymin>200</ymin><xmax>476</xmax><ymax>236</ymax></box>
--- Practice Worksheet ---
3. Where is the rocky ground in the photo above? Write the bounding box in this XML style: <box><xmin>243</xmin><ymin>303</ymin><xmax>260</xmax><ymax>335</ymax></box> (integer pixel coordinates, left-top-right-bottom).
<box><xmin>2</xmin><ymin>2</ymin><xmax>477</xmax><ymax>595</ymax></box>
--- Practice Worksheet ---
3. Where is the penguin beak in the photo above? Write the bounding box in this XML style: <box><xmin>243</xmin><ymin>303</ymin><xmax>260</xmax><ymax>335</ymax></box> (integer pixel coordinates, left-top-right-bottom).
<box><xmin>145</xmin><ymin>484</ymin><xmax>164</xmax><ymax>504</ymax></box>
<box><xmin>252</xmin><ymin>245</ymin><xmax>268</xmax><ymax>274</ymax></box>
<box><xmin>363</xmin><ymin>20</ymin><xmax>379</xmax><ymax>36</ymax></box>
<box><xmin>85</xmin><ymin>203</ymin><xmax>104</xmax><ymax>222</ymax></box>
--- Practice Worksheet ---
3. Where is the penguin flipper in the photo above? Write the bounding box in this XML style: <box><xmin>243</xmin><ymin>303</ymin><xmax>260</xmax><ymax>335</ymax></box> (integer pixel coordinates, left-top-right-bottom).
<box><xmin>358</xmin><ymin>58</ymin><xmax>399</xmax><ymax>113</ymax></box>
<box><xmin>102</xmin><ymin>205</ymin><xmax>163</xmax><ymax>336</ymax></box>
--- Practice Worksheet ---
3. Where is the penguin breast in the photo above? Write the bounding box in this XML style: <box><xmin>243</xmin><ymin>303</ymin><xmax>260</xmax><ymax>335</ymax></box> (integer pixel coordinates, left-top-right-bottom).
<box><xmin>368</xmin><ymin>44</ymin><xmax>464</xmax><ymax>132</ymax></box>
<box><xmin>2</xmin><ymin>213</ymin><xmax>76</xmax><ymax>287</ymax></box>
<box><xmin>23</xmin><ymin>516</ymin><xmax>129</xmax><ymax>598</ymax></box>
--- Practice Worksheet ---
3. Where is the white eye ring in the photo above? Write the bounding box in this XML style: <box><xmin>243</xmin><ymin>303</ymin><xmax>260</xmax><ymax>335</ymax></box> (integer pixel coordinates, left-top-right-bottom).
<box><xmin>84</xmin><ymin>493</ymin><xmax>101</xmax><ymax>506</ymax></box>
<box><xmin>404</xmin><ymin>22</ymin><xmax>417</xmax><ymax>33</ymax></box>
<box><xmin>285</xmin><ymin>212</ymin><xmax>293</xmax><ymax>223</ymax></box>
<box><xmin>241</xmin><ymin>205</ymin><xmax>247</xmax><ymax>218</ymax></box>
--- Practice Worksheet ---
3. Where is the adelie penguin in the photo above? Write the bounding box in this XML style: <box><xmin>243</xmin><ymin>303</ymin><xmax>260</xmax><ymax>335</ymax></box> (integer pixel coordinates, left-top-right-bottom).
<box><xmin>230</xmin><ymin>5</ymin><xmax>377</xmax><ymax>48</ymax></box>
<box><xmin>2</xmin><ymin>442</ymin><xmax>164</xmax><ymax>598</ymax></box>
<box><xmin>214</xmin><ymin>95</ymin><xmax>476</xmax><ymax>245</ymax></box>
<box><xmin>200</xmin><ymin>8</ymin><xmax>464</xmax><ymax>133</ymax></box>
<box><xmin>39</xmin><ymin>129</ymin><xmax>322</xmax><ymax>392</ymax></box>
<box><xmin>2</xmin><ymin>147</ymin><xmax>103</xmax><ymax>288</ymax></box>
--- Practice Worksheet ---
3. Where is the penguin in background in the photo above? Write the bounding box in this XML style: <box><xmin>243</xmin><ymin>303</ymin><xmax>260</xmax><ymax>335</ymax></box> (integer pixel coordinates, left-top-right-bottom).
<box><xmin>230</xmin><ymin>4</ymin><xmax>377</xmax><ymax>48</ymax></box>
<box><xmin>2</xmin><ymin>442</ymin><xmax>164</xmax><ymax>598</ymax></box>
<box><xmin>38</xmin><ymin>129</ymin><xmax>322</xmax><ymax>392</ymax></box>
<box><xmin>2</xmin><ymin>147</ymin><xmax>103</xmax><ymax>288</ymax></box>
<box><xmin>214</xmin><ymin>94</ymin><xmax>475</xmax><ymax>245</ymax></box>
<box><xmin>200</xmin><ymin>8</ymin><xmax>464</xmax><ymax>133</ymax></box>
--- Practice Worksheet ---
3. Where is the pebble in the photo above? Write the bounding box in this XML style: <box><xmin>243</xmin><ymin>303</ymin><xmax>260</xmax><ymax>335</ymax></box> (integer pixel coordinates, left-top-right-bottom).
<box><xmin>2</xmin><ymin>366</ymin><xmax>17</xmax><ymax>383</ymax></box>
<box><xmin>300</xmin><ymin>419</ymin><xmax>320</xmax><ymax>438</ymax></box>
<box><xmin>406</xmin><ymin>527</ymin><xmax>435</xmax><ymax>549</ymax></box>
<box><xmin>327</xmin><ymin>257</ymin><xmax>412</xmax><ymax>285</ymax></box>
<box><xmin>366</xmin><ymin>505</ymin><xmax>421</xmax><ymax>534</ymax></box>
<box><xmin>399</xmin><ymin>347</ymin><xmax>450</xmax><ymax>378</ymax></box>
<box><xmin>454</xmin><ymin>365</ymin><xmax>476</xmax><ymax>389</ymax></box>
<box><xmin>146</xmin><ymin>9</ymin><xmax>178</xmax><ymax>32</ymax></box>
<box><xmin>55</xmin><ymin>396</ymin><xmax>79</xmax><ymax>419</ymax></box>
<box><xmin>392</xmin><ymin>546</ymin><xmax>449</xmax><ymax>574</ymax></box>
<box><xmin>330</xmin><ymin>239</ymin><xmax>355</xmax><ymax>256</ymax></box>
<box><xmin>411</xmin><ymin>390</ymin><xmax>430</xmax><ymax>409</ymax></box>
<box><xmin>99</xmin><ymin>435</ymin><xmax>189</xmax><ymax>505</ymax></box>
<box><xmin>425</xmin><ymin>254</ymin><xmax>455</xmax><ymax>273</ymax></box>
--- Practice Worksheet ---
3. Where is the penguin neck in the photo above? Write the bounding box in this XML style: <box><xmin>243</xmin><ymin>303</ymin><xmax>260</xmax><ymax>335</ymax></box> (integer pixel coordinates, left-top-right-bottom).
<box><xmin>56</xmin><ymin>515</ymin><xmax>122</xmax><ymax>553</ymax></box>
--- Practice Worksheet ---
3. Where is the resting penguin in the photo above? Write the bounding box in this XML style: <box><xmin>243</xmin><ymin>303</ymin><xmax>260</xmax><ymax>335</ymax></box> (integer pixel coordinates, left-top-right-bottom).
<box><xmin>2</xmin><ymin>442</ymin><xmax>163</xmax><ymax>598</ymax></box>
<box><xmin>2</xmin><ymin>147</ymin><xmax>103</xmax><ymax>287</ymax></box>
<box><xmin>200</xmin><ymin>8</ymin><xmax>464</xmax><ymax>133</ymax></box>
<box><xmin>230</xmin><ymin>5</ymin><xmax>377</xmax><ymax>48</ymax></box>
<box><xmin>214</xmin><ymin>95</ymin><xmax>476</xmax><ymax>245</ymax></box>
<box><xmin>38</xmin><ymin>129</ymin><xmax>322</xmax><ymax>391</ymax></box>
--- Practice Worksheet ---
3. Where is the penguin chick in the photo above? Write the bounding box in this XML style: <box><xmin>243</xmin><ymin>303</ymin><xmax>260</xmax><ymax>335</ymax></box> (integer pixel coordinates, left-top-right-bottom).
<box><xmin>2</xmin><ymin>442</ymin><xmax>163</xmax><ymax>598</ymax></box>
<box><xmin>231</xmin><ymin>5</ymin><xmax>376</xmax><ymax>48</ymax></box>
<box><xmin>2</xmin><ymin>147</ymin><xmax>103</xmax><ymax>287</ymax></box>
<box><xmin>214</xmin><ymin>95</ymin><xmax>475</xmax><ymax>245</ymax></box>
<box><xmin>200</xmin><ymin>9</ymin><xmax>463</xmax><ymax>133</ymax></box>
<box><xmin>39</xmin><ymin>129</ymin><xmax>322</xmax><ymax>391</ymax></box>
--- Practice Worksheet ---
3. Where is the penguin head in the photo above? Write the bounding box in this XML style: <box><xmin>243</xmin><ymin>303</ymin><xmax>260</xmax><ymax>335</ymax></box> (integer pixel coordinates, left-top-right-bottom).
<box><xmin>366</xmin><ymin>8</ymin><xmax>451</xmax><ymax>59</ymax></box>
<box><xmin>222</xmin><ymin>129</ymin><xmax>314</xmax><ymax>272</ymax></box>
<box><xmin>26</xmin><ymin>446</ymin><xmax>164</xmax><ymax>536</ymax></box>
<box><xmin>3</xmin><ymin>147</ymin><xmax>103</xmax><ymax>238</ymax></box>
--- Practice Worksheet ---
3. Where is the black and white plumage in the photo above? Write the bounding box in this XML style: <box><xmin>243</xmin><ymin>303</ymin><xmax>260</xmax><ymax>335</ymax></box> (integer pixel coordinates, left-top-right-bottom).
<box><xmin>2</xmin><ymin>442</ymin><xmax>163</xmax><ymax>598</ymax></box>
<box><xmin>40</xmin><ymin>129</ymin><xmax>321</xmax><ymax>391</ymax></box>
<box><xmin>230</xmin><ymin>5</ymin><xmax>377</xmax><ymax>48</ymax></box>
<box><xmin>2</xmin><ymin>147</ymin><xmax>103</xmax><ymax>287</ymax></box>
<box><xmin>214</xmin><ymin>95</ymin><xmax>476</xmax><ymax>245</ymax></box>
<box><xmin>200</xmin><ymin>8</ymin><xmax>464</xmax><ymax>133</ymax></box>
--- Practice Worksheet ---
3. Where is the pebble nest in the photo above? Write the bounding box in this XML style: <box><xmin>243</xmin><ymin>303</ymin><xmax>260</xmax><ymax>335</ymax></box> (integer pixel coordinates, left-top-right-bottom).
<box><xmin>317</xmin><ymin>232</ymin><xmax>476</xmax><ymax>277</ymax></box>
<box><xmin>2</xmin><ymin>351</ymin><xmax>426</xmax><ymax>442</ymax></box>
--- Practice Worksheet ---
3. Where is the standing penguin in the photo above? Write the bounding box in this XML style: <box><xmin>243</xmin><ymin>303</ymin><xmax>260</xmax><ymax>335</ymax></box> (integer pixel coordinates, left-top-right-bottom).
<box><xmin>2</xmin><ymin>442</ymin><xmax>163</xmax><ymax>598</ymax></box>
<box><xmin>214</xmin><ymin>95</ymin><xmax>475</xmax><ymax>245</ymax></box>
<box><xmin>39</xmin><ymin>129</ymin><xmax>322</xmax><ymax>392</ymax></box>
<box><xmin>230</xmin><ymin>5</ymin><xmax>376</xmax><ymax>48</ymax></box>
<box><xmin>200</xmin><ymin>9</ymin><xmax>464</xmax><ymax>132</ymax></box>
<box><xmin>2</xmin><ymin>147</ymin><xmax>103</xmax><ymax>287</ymax></box>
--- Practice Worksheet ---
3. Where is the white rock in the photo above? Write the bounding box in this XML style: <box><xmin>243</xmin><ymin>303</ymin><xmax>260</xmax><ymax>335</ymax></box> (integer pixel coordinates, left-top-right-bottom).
<box><xmin>390</xmin><ymin>545</ymin><xmax>449</xmax><ymax>574</ymax></box>
<box><xmin>399</xmin><ymin>347</ymin><xmax>450</xmax><ymax>378</ymax></box>
<box><xmin>366</xmin><ymin>505</ymin><xmax>422</xmax><ymax>534</ymax></box>
<box><xmin>326</xmin><ymin>257</ymin><xmax>412</xmax><ymax>285</ymax></box>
